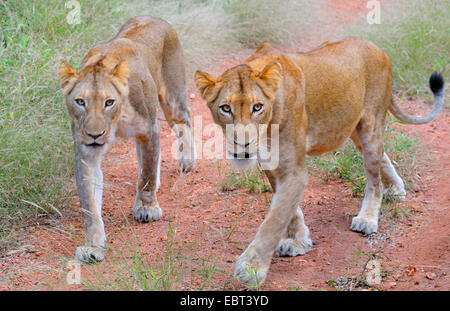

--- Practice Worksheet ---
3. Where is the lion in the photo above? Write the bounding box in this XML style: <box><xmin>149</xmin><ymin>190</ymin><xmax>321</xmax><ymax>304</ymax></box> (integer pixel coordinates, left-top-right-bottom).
<box><xmin>194</xmin><ymin>38</ymin><xmax>444</xmax><ymax>287</ymax></box>
<box><xmin>58</xmin><ymin>17</ymin><xmax>196</xmax><ymax>263</ymax></box>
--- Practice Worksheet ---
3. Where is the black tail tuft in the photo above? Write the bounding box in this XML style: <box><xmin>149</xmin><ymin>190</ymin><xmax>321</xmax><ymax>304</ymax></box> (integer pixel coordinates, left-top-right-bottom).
<box><xmin>429</xmin><ymin>72</ymin><xmax>444</xmax><ymax>95</ymax></box>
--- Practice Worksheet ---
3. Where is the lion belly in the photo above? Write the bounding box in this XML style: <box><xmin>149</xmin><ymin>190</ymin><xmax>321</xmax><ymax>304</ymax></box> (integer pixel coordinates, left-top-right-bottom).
<box><xmin>115</xmin><ymin>102</ymin><xmax>154</xmax><ymax>138</ymax></box>
<box><xmin>305</xmin><ymin>116</ymin><xmax>359</xmax><ymax>156</ymax></box>
<box><xmin>304</xmin><ymin>90</ymin><xmax>364</xmax><ymax>156</ymax></box>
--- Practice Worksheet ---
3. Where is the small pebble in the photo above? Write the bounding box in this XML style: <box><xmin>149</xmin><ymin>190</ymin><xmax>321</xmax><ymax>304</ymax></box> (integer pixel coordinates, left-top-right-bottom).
<box><xmin>425</xmin><ymin>272</ymin><xmax>437</xmax><ymax>280</ymax></box>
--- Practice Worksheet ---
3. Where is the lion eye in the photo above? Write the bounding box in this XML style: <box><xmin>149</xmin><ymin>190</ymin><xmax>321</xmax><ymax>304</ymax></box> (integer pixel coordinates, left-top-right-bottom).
<box><xmin>105</xmin><ymin>99</ymin><xmax>115</xmax><ymax>107</ymax></box>
<box><xmin>220</xmin><ymin>104</ymin><xmax>232</xmax><ymax>113</ymax></box>
<box><xmin>75</xmin><ymin>98</ymin><xmax>85</xmax><ymax>106</ymax></box>
<box><xmin>253</xmin><ymin>103</ymin><xmax>263</xmax><ymax>112</ymax></box>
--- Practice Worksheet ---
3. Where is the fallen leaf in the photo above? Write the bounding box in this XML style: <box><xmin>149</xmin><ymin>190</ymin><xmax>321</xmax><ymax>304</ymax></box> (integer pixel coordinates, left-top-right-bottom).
<box><xmin>407</xmin><ymin>266</ymin><xmax>417</xmax><ymax>276</ymax></box>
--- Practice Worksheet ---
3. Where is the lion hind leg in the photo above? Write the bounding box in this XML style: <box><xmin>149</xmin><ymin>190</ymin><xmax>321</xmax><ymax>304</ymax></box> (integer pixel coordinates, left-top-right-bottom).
<box><xmin>159</xmin><ymin>45</ymin><xmax>196</xmax><ymax>172</ymax></box>
<box><xmin>351</xmin><ymin>133</ymin><xmax>406</xmax><ymax>201</ymax></box>
<box><xmin>159</xmin><ymin>90</ymin><xmax>196</xmax><ymax>173</ymax></box>
<box><xmin>380</xmin><ymin>153</ymin><xmax>406</xmax><ymax>200</ymax></box>
<box><xmin>350</xmin><ymin>119</ymin><xmax>384</xmax><ymax>235</ymax></box>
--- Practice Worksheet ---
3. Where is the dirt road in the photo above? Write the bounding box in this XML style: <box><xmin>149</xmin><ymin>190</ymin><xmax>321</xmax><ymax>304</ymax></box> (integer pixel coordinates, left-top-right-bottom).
<box><xmin>0</xmin><ymin>0</ymin><xmax>448</xmax><ymax>291</ymax></box>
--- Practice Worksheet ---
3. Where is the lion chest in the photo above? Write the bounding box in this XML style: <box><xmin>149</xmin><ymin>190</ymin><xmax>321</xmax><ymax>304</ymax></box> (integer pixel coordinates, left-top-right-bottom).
<box><xmin>115</xmin><ymin>104</ymin><xmax>152</xmax><ymax>138</ymax></box>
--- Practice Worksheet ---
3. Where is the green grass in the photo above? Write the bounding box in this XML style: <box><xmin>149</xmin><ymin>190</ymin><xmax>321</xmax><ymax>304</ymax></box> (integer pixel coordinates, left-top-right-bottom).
<box><xmin>220</xmin><ymin>168</ymin><xmax>270</xmax><ymax>194</ymax></box>
<box><xmin>222</xmin><ymin>0</ymin><xmax>326</xmax><ymax>49</ymax></box>
<box><xmin>0</xmin><ymin>0</ymin><xmax>328</xmax><ymax>249</ymax></box>
<box><xmin>81</xmin><ymin>215</ymin><xmax>231</xmax><ymax>291</ymax></box>
<box><xmin>309</xmin><ymin>143</ymin><xmax>366</xmax><ymax>197</ymax></box>
<box><xmin>83</xmin><ymin>222</ymin><xmax>182</xmax><ymax>291</ymax></box>
<box><xmin>0</xmin><ymin>0</ymin><xmax>443</xmax><ymax>253</ymax></box>
<box><xmin>308</xmin><ymin>116</ymin><xmax>420</xmax><ymax>199</ymax></box>
<box><xmin>344</xmin><ymin>0</ymin><xmax>449</xmax><ymax>99</ymax></box>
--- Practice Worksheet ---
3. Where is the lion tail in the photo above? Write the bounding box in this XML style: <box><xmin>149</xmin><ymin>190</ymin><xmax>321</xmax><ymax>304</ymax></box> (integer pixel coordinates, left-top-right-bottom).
<box><xmin>389</xmin><ymin>72</ymin><xmax>444</xmax><ymax>124</ymax></box>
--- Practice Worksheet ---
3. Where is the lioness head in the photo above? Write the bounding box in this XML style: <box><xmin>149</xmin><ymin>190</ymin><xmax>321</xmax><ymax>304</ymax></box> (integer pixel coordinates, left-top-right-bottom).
<box><xmin>58</xmin><ymin>57</ymin><xmax>130</xmax><ymax>149</ymax></box>
<box><xmin>195</xmin><ymin>62</ymin><xmax>281</xmax><ymax>169</ymax></box>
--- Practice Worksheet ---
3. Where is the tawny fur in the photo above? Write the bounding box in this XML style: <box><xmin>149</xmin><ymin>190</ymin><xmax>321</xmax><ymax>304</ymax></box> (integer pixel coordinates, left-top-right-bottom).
<box><xmin>59</xmin><ymin>17</ymin><xmax>196</xmax><ymax>263</ymax></box>
<box><xmin>195</xmin><ymin>37</ymin><xmax>444</xmax><ymax>288</ymax></box>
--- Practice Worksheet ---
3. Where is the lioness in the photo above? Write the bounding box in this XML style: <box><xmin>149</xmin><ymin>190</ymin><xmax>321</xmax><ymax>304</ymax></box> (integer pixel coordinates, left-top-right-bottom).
<box><xmin>58</xmin><ymin>17</ymin><xmax>196</xmax><ymax>263</ymax></box>
<box><xmin>194</xmin><ymin>38</ymin><xmax>444</xmax><ymax>287</ymax></box>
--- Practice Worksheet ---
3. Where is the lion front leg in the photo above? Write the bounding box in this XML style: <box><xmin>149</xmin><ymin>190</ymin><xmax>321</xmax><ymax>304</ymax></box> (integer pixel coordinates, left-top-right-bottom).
<box><xmin>234</xmin><ymin>166</ymin><xmax>308</xmax><ymax>288</ymax></box>
<box><xmin>263</xmin><ymin>170</ymin><xmax>312</xmax><ymax>257</ymax></box>
<box><xmin>74</xmin><ymin>146</ymin><xmax>107</xmax><ymax>263</ymax></box>
<box><xmin>133</xmin><ymin>123</ymin><xmax>162</xmax><ymax>223</ymax></box>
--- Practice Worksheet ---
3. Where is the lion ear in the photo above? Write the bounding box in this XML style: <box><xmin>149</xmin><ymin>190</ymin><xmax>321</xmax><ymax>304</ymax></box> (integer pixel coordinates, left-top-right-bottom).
<box><xmin>110</xmin><ymin>60</ymin><xmax>130</xmax><ymax>94</ymax></box>
<box><xmin>58</xmin><ymin>61</ymin><xmax>78</xmax><ymax>95</ymax></box>
<box><xmin>257</xmin><ymin>61</ymin><xmax>282</xmax><ymax>99</ymax></box>
<box><xmin>194</xmin><ymin>71</ymin><xmax>221</xmax><ymax>103</ymax></box>
<box><xmin>111</xmin><ymin>60</ymin><xmax>130</xmax><ymax>84</ymax></box>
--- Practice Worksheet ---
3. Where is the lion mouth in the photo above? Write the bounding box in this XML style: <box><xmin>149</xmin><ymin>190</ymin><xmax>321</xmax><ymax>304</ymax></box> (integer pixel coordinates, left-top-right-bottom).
<box><xmin>230</xmin><ymin>152</ymin><xmax>257</xmax><ymax>159</ymax></box>
<box><xmin>85</xmin><ymin>142</ymin><xmax>105</xmax><ymax>147</ymax></box>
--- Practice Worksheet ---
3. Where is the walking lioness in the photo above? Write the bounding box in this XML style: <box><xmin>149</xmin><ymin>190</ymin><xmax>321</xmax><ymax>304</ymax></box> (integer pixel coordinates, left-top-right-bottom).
<box><xmin>59</xmin><ymin>17</ymin><xmax>196</xmax><ymax>263</ymax></box>
<box><xmin>194</xmin><ymin>38</ymin><xmax>444</xmax><ymax>287</ymax></box>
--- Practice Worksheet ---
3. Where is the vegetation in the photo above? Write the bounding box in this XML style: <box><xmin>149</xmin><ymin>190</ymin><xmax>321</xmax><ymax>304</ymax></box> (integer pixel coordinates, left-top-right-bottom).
<box><xmin>344</xmin><ymin>0</ymin><xmax>449</xmax><ymax>98</ymax></box>
<box><xmin>0</xmin><ymin>0</ymin><xmax>327</xmax><ymax>248</ymax></box>
<box><xmin>308</xmin><ymin>116</ymin><xmax>420</xmax><ymax>199</ymax></box>
<box><xmin>220</xmin><ymin>168</ymin><xmax>269</xmax><ymax>194</ymax></box>
<box><xmin>0</xmin><ymin>1</ymin><xmax>445</xmax><ymax>292</ymax></box>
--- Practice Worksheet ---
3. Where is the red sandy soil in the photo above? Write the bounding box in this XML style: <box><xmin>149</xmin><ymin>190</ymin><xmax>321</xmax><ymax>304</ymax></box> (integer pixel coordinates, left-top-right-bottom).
<box><xmin>0</xmin><ymin>0</ymin><xmax>448</xmax><ymax>291</ymax></box>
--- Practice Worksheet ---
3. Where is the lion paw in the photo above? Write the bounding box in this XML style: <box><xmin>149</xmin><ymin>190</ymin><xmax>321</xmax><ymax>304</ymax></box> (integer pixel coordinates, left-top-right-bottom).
<box><xmin>234</xmin><ymin>254</ymin><xmax>267</xmax><ymax>289</ymax></box>
<box><xmin>76</xmin><ymin>246</ymin><xmax>106</xmax><ymax>263</ymax></box>
<box><xmin>133</xmin><ymin>205</ymin><xmax>162</xmax><ymax>223</ymax></box>
<box><xmin>350</xmin><ymin>216</ymin><xmax>378</xmax><ymax>235</ymax></box>
<box><xmin>276</xmin><ymin>237</ymin><xmax>312</xmax><ymax>257</ymax></box>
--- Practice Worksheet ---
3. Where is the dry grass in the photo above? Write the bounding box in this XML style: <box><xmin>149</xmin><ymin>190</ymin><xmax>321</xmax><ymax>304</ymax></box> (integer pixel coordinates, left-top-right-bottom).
<box><xmin>0</xmin><ymin>0</ymin><xmax>328</xmax><ymax>249</ymax></box>
<box><xmin>220</xmin><ymin>168</ymin><xmax>269</xmax><ymax>194</ymax></box>
<box><xmin>308</xmin><ymin>115</ymin><xmax>421</xmax><ymax>199</ymax></box>
<box><xmin>344</xmin><ymin>0</ymin><xmax>449</xmax><ymax>99</ymax></box>
<box><xmin>0</xmin><ymin>0</ymin><xmax>444</xmax><ymax>252</ymax></box>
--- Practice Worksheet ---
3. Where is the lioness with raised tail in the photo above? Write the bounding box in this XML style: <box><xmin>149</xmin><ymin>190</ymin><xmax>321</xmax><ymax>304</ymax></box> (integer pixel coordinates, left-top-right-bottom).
<box><xmin>194</xmin><ymin>38</ymin><xmax>444</xmax><ymax>288</ymax></box>
<box><xmin>59</xmin><ymin>17</ymin><xmax>196</xmax><ymax>263</ymax></box>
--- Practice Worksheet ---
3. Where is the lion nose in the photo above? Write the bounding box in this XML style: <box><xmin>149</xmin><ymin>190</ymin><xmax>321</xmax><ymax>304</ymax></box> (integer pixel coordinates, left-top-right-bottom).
<box><xmin>86</xmin><ymin>130</ymin><xmax>105</xmax><ymax>139</ymax></box>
